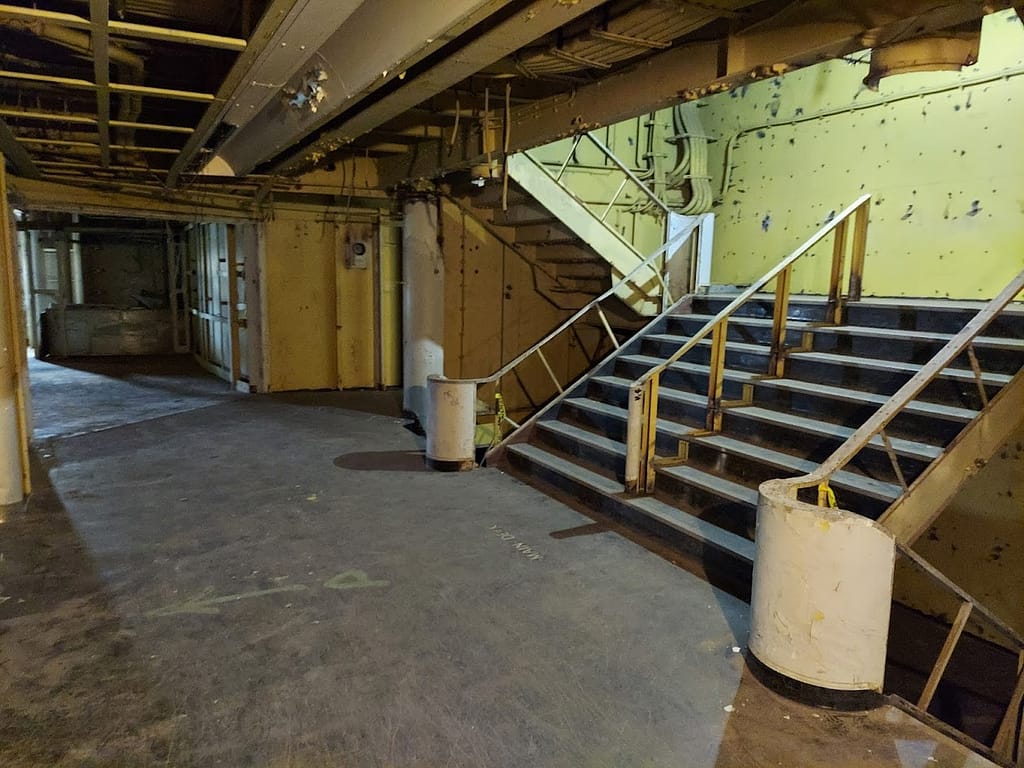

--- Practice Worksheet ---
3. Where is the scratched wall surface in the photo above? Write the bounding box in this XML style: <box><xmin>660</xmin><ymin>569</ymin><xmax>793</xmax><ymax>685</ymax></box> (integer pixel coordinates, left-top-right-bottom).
<box><xmin>894</xmin><ymin>423</ymin><xmax>1024</xmax><ymax>642</ymax></box>
<box><xmin>697</xmin><ymin>9</ymin><xmax>1024</xmax><ymax>299</ymax></box>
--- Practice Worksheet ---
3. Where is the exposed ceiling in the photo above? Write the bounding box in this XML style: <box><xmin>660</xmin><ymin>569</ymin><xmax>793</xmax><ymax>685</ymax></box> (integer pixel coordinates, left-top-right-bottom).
<box><xmin>0</xmin><ymin>0</ymin><xmax>1016</xmax><ymax>210</ymax></box>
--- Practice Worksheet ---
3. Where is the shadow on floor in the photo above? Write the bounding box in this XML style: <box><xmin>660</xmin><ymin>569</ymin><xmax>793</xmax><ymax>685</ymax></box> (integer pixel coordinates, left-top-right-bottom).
<box><xmin>0</xmin><ymin>454</ymin><xmax>181</xmax><ymax>767</ymax></box>
<box><xmin>334</xmin><ymin>450</ymin><xmax>428</xmax><ymax>472</ymax></box>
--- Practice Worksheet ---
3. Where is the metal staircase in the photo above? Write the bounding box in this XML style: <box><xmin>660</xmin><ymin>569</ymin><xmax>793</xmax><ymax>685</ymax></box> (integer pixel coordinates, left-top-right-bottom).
<box><xmin>467</xmin><ymin>131</ymin><xmax>709</xmax><ymax>317</ymax></box>
<box><xmin>476</xmin><ymin>195</ymin><xmax>1024</xmax><ymax>764</ymax></box>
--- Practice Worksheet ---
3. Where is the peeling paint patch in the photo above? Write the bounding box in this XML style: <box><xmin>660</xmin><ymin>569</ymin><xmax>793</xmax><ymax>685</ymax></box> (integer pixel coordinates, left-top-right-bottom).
<box><xmin>966</xmin><ymin>200</ymin><xmax>982</xmax><ymax>216</ymax></box>
<box><xmin>761</xmin><ymin>214</ymin><xmax>772</xmax><ymax>232</ymax></box>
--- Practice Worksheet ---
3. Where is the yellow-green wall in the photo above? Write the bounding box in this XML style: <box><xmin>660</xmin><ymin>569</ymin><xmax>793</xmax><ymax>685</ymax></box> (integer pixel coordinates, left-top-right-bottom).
<box><xmin>699</xmin><ymin>9</ymin><xmax>1024</xmax><ymax>298</ymax></box>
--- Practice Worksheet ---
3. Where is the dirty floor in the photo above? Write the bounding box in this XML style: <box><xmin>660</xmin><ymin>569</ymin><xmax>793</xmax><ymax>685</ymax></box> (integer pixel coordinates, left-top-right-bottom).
<box><xmin>0</xmin><ymin>355</ymin><xmax>998</xmax><ymax>767</ymax></box>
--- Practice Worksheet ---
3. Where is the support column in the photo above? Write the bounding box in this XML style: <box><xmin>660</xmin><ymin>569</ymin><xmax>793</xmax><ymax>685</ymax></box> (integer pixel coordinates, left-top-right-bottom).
<box><xmin>0</xmin><ymin>159</ymin><xmax>31</xmax><ymax>504</ymax></box>
<box><xmin>401</xmin><ymin>193</ymin><xmax>444</xmax><ymax>430</ymax></box>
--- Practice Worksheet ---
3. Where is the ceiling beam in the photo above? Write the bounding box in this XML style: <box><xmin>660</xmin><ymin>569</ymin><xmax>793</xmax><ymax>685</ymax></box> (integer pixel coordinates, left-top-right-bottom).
<box><xmin>89</xmin><ymin>0</ymin><xmax>110</xmax><ymax>167</ymax></box>
<box><xmin>0</xmin><ymin>4</ymin><xmax>247</xmax><ymax>50</ymax></box>
<box><xmin>0</xmin><ymin>118</ymin><xmax>41</xmax><ymax>179</ymax></box>
<box><xmin>0</xmin><ymin>108</ymin><xmax>195</xmax><ymax>134</ymax></box>
<box><xmin>165</xmin><ymin>0</ymin><xmax>305</xmax><ymax>188</ymax></box>
<box><xmin>212</xmin><ymin>0</ymin><xmax>514</xmax><ymax>178</ymax></box>
<box><xmin>379</xmin><ymin>0</ymin><xmax>1005</xmax><ymax>184</ymax></box>
<box><xmin>17</xmin><ymin>137</ymin><xmax>183</xmax><ymax>154</ymax></box>
<box><xmin>269</xmin><ymin>0</ymin><xmax>607</xmax><ymax>176</ymax></box>
<box><xmin>0</xmin><ymin>70</ymin><xmax>216</xmax><ymax>102</ymax></box>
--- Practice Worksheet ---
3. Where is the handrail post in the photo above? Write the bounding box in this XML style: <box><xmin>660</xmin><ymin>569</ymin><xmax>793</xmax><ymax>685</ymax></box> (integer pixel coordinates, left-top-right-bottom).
<box><xmin>554</xmin><ymin>135</ymin><xmax>582</xmax><ymax>182</ymax></box>
<box><xmin>625</xmin><ymin>381</ymin><xmax>646</xmax><ymax>493</ymax></box>
<box><xmin>827</xmin><ymin>218</ymin><xmax>849</xmax><ymax>325</ymax></box>
<box><xmin>768</xmin><ymin>265</ymin><xmax>792</xmax><ymax>377</ymax></box>
<box><xmin>625</xmin><ymin>376</ymin><xmax>659</xmax><ymax>494</ymax></box>
<box><xmin>849</xmin><ymin>201</ymin><xmax>869</xmax><ymax>302</ymax></box>
<box><xmin>705</xmin><ymin>320</ymin><xmax>728</xmax><ymax>432</ymax></box>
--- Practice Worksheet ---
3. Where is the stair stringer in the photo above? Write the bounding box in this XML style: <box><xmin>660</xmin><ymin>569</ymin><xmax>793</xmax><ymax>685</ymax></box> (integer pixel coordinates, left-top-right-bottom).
<box><xmin>878</xmin><ymin>368</ymin><xmax>1024</xmax><ymax>546</ymax></box>
<box><xmin>485</xmin><ymin>293</ymin><xmax>695</xmax><ymax>467</ymax></box>
<box><xmin>506</xmin><ymin>152</ymin><xmax>662</xmax><ymax>315</ymax></box>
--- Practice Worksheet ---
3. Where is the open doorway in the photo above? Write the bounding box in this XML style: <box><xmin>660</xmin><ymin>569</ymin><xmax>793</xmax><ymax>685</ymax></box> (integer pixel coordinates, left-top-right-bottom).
<box><xmin>16</xmin><ymin>212</ymin><xmax>260</xmax><ymax>441</ymax></box>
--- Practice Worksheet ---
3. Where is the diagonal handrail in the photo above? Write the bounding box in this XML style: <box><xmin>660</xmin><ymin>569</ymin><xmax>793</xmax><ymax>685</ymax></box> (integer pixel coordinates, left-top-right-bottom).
<box><xmin>776</xmin><ymin>267</ymin><xmax>1024</xmax><ymax>528</ymax></box>
<box><xmin>624</xmin><ymin>193</ymin><xmax>872</xmax><ymax>492</ymax></box>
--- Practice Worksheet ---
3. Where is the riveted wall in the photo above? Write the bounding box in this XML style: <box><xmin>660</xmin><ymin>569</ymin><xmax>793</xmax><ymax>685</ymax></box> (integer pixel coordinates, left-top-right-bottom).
<box><xmin>696</xmin><ymin>9</ymin><xmax>1024</xmax><ymax>299</ymax></box>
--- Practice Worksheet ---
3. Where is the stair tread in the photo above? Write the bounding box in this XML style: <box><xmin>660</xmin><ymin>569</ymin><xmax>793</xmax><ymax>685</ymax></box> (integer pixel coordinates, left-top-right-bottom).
<box><xmin>620</xmin><ymin>354</ymin><xmax>761</xmax><ymax>382</ymax></box>
<box><xmin>658</xmin><ymin>464</ymin><xmax>759</xmax><ymax>508</ymax></box>
<box><xmin>646</xmin><ymin>334</ymin><xmax>768</xmax><ymax>355</ymax></box>
<box><xmin>788</xmin><ymin>350</ymin><xmax>1013</xmax><ymax>385</ymax></box>
<box><xmin>624</xmin><ymin>496</ymin><xmax>756</xmax><ymax>564</ymax></box>
<box><xmin>701</xmin><ymin>292</ymin><xmax>1024</xmax><ymax>316</ymax></box>
<box><xmin>684</xmin><ymin>313</ymin><xmax>815</xmax><ymax>330</ymax></box>
<box><xmin>815</xmin><ymin>325</ymin><xmax>1024</xmax><ymax>350</ymax></box>
<box><xmin>538</xmin><ymin>419</ymin><xmax>626</xmax><ymax>458</ymax></box>
<box><xmin>730</xmin><ymin>406</ymin><xmax>942</xmax><ymax>461</ymax></box>
<box><xmin>591</xmin><ymin>375</ymin><xmax>707</xmax><ymax>407</ymax></box>
<box><xmin>690</xmin><ymin>434</ymin><xmax>902</xmax><ymax>502</ymax></box>
<box><xmin>507</xmin><ymin>443</ymin><xmax>624</xmax><ymax>495</ymax></box>
<box><xmin>564</xmin><ymin>397</ymin><xmax>695</xmax><ymax>440</ymax></box>
<box><xmin>757</xmin><ymin>378</ymin><xmax>979</xmax><ymax>422</ymax></box>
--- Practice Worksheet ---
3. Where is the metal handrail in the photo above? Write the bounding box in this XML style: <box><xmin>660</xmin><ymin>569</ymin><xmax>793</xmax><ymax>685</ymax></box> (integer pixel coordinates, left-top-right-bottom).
<box><xmin>624</xmin><ymin>193</ymin><xmax>872</xmax><ymax>492</ymax></box>
<box><xmin>460</xmin><ymin>219</ymin><xmax>697</xmax><ymax>387</ymax></box>
<box><xmin>778</xmin><ymin>267</ymin><xmax>1024</xmax><ymax>495</ymax></box>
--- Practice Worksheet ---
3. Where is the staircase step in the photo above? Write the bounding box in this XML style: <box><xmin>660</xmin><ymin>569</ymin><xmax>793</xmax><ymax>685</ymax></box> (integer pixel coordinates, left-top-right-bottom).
<box><xmin>755</xmin><ymin>378</ymin><xmax>978</xmax><ymax>423</ymax></box>
<box><xmin>505</xmin><ymin>444</ymin><xmax>755</xmax><ymax>566</ymax></box>
<box><xmin>623</xmin><ymin>496</ymin><xmax>755</xmax><ymax>565</ymax></box>
<box><xmin>814</xmin><ymin>324</ymin><xmax>1024</xmax><ymax>352</ymax></box>
<box><xmin>689</xmin><ymin>434</ymin><xmax>902</xmax><ymax>503</ymax></box>
<box><xmin>590</xmin><ymin>374</ymin><xmax>707</xmax><ymax>410</ymax></box>
<box><xmin>659</xmin><ymin>464</ymin><xmax>759</xmax><ymax>508</ymax></box>
<box><xmin>562</xmin><ymin>397</ymin><xmax>695</xmax><ymax>441</ymax></box>
<box><xmin>726</xmin><ymin>405</ymin><xmax>942</xmax><ymax>463</ymax></box>
<box><xmin>538</xmin><ymin>419</ymin><xmax>626</xmax><ymax>462</ymax></box>
<box><xmin>470</xmin><ymin>184</ymin><xmax>530</xmax><ymax>209</ymax></box>
<box><xmin>508</xmin><ymin>443</ymin><xmax>624</xmax><ymax>496</ymax></box>
<box><xmin>619</xmin><ymin>354</ymin><xmax>761</xmax><ymax>384</ymax></box>
<box><xmin>788</xmin><ymin>350</ymin><xmax>1012</xmax><ymax>387</ymax></box>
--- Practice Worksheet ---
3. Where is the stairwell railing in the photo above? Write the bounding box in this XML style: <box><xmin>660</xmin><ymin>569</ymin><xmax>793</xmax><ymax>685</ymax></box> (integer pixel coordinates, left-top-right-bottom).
<box><xmin>623</xmin><ymin>193</ymin><xmax>872</xmax><ymax>493</ymax></box>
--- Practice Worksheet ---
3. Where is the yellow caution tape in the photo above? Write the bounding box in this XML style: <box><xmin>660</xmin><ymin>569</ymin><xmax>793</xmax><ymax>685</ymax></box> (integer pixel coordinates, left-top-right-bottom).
<box><xmin>487</xmin><ymin>393</ymin><xmax>503</xmax><ymax>448</ymax></box>
<box><xmin>817</xmin><ymin>482</ymin><xmax>837</xmax><ymax>509</ymax></box>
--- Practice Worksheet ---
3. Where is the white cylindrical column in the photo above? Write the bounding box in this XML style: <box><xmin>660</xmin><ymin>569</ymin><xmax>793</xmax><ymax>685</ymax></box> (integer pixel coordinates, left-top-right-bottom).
<box><xmin>402</xmin><ymin>196</ymin><xmax>444</xmax><ymax>431</ymax></box>
<box><xmin>426</xmin><ymin>375</ymin><xmax>476</xmax><ymax>471</ymax></box>
<box><xmin>750</xmin><ymin>479</ymin><xmax>896</xmax><ymax>693</ymax></box>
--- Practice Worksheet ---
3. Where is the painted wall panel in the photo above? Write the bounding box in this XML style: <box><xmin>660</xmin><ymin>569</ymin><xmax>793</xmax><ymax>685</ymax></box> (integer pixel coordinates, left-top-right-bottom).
<box><xmin>264</xmin><ymin>214</ymin><xmax>337</xmax><ymax>391</ymax></box>
<box><xmin>335</xmin><ymin>222</ymin><xmax>376</xmax><ymax>389</ymax></box>
<box><xmin>695</xmin><ymin>9</ymin><xmax>1024</xmax><ymax>298</ymax></box>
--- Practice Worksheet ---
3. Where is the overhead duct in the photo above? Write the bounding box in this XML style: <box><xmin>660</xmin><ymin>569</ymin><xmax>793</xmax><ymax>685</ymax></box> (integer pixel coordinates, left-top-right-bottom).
<box><xmin>202</xmin><ymin>0</ymin><xmax>510</xmax><ymax>177</ymax></box>
<box><xmin>863</xmin><ymin>19</ymin><xmax>983</xmax><ymax>90</ymax></box>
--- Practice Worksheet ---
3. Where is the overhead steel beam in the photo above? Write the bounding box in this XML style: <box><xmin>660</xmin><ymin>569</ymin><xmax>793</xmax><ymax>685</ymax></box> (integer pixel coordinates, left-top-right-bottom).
<box><xmin>0</xmin><ymin>70</ymin><xmax>216</xmax><ymax>101</ymax></box>
<box><xmin>268</xmin><ymin>0</ymin><xmax>606</xmax><ymax>177</ymax></box>
<box><xmin>165</xmin><ymin>0</ymin><xmax>308</xmax><ymax>188</ymax></box>
<box><xmin>0</xmin><ymin>4</ymin><xmax>246</xmax><ymax>50</ymax></box>
<box><xmin>211</xmin><ymin>0</ymin><xmax>515</xmax><ymax>178</ymax></box>
<box><xmin>89</xmin><ymin>0</ymin><xmax>110</xmax><ymax>167</ymax></box>
<box><xmin>379</xmin><ymin>0</ymin><xmax>1004</xmax><ymax>185</ymax></box>
<box><xmin>0</xmin><ymin>118</ymin><xmax>41</xmax><ymax>179</ymax></box>
<box><xmin>7</xmin><ymin>176</ymin><xmax>258</xmax><ymax>221</ymax></box>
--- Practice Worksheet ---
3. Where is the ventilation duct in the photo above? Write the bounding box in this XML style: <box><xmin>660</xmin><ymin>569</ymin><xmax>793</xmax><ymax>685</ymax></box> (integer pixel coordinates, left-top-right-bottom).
<box><xmin>863</xmin><ymin>20</ymin><xmax>982</xmax><ymax>90</ymax></box>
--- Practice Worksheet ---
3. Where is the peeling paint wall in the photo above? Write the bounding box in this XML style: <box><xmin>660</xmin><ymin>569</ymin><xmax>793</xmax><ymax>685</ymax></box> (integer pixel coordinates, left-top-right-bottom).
<box><xmin>694</xmin><ymin>9</ymin><xmax>1024</xmax><ymax>298</ymax></box>
<box><xmin>440</xmin><ymin>197</ymin><xmax>601</xmax><ymax>421</ymax></box>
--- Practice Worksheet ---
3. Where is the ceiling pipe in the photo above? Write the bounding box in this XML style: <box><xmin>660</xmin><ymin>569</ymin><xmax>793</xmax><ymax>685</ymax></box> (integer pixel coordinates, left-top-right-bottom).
<box><xmin>0</xmin><ymin>19</ymin><xmax>145</xmax><ymax>153</ymax></box>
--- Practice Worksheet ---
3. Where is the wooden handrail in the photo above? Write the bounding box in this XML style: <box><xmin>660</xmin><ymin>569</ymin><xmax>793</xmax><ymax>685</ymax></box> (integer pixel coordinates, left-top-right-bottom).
<box><xmin>624</xmin><ymin>193</ymin><xmax>872</xmax><ymax>492</ymax></box>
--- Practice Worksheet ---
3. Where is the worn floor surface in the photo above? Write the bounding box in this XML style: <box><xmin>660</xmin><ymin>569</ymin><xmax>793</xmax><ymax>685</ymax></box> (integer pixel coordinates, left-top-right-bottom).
<box><xmin>0</xmin><ymin>356</ymin><xmax>997</xmax><ymax>767</ymax></box>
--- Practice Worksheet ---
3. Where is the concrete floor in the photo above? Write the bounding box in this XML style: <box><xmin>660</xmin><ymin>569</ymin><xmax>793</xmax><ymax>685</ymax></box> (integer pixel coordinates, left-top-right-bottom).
<box><xmin>0</xmin><ymin>355</ymin><xmax>998</xmax><ymax>767</ymax></box>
